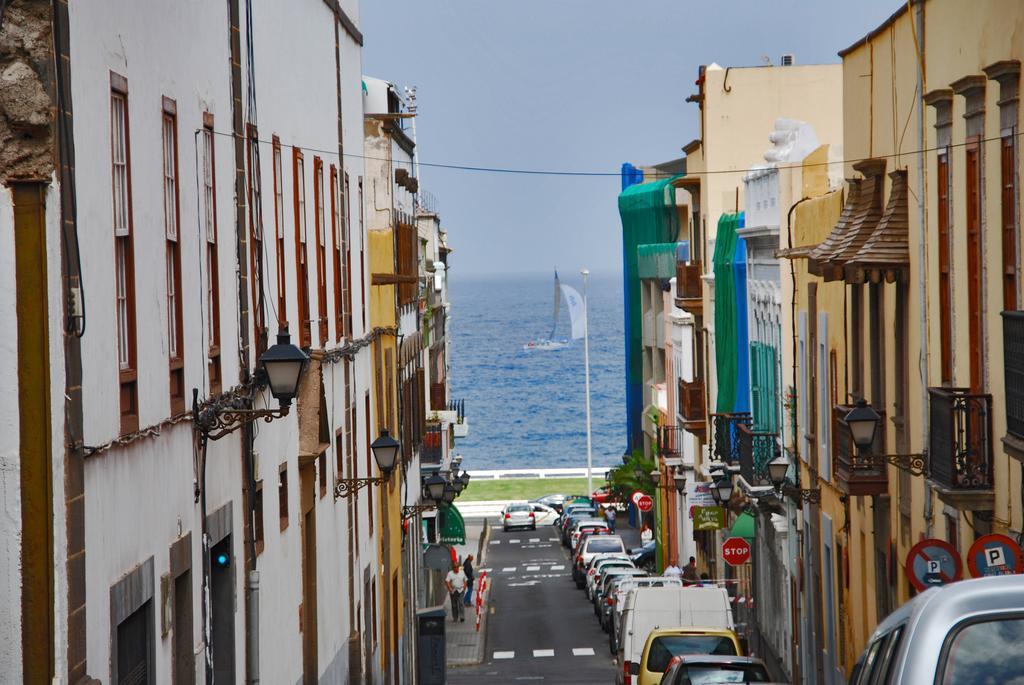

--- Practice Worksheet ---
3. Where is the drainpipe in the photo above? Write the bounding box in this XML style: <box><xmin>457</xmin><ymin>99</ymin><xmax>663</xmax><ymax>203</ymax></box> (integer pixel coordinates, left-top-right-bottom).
<box><xmin>914</xmin><ymin>0</ymin><xmax>934</xmax><ymax>537</ymax></box>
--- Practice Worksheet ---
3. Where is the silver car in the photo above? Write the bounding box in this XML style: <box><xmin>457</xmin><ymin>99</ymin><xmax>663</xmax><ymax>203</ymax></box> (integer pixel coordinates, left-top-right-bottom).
<box><xmin>501</xmin><ymin>502</ymin><xmax>535</xmax><ymax>531</ymax></box>
<box><xmin>850</xmin><ymin>574</ymin><xmax>1024</xmax><ymax>685</ymax></box>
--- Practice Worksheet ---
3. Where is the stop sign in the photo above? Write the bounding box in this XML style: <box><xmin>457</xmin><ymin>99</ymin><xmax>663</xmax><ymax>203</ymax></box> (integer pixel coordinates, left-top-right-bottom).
<box><xmin>635</xmin><ymin>494</ymin><xmax>654</xmax><ymax>512</ymax></box>
<box><xmin>722</xmin><ymin>537</ymin><xmax>751</xmax><ymax>566</ymax></box>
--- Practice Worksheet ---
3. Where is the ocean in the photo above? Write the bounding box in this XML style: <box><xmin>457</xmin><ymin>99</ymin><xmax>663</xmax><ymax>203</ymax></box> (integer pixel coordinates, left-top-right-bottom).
<box><xmin>448</xmin><ymin>271</ymin><xmax>625</xmax><ymax>471</ymax></box>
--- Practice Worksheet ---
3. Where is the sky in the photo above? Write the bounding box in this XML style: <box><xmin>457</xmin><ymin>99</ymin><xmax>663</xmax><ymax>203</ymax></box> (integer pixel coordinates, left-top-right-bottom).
<box><xmin>359</xmin><ymin>0</ymin><xmax>903</xmax><ymax>278</ymax></box>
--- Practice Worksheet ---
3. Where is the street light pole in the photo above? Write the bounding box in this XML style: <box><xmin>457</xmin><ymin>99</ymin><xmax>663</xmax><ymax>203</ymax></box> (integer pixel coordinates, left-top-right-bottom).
<box><xmin>581</xmin><ymin>268</ymin><xmax>593</xmax><ymax>497</ymax></box>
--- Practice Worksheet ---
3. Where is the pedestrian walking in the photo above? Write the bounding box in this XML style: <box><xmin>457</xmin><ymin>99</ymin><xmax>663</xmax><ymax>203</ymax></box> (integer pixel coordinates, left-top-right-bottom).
<box><xmin>682</xmin><ymin>556</ymin><xmax>700</xmax><ymax>586</ymax></box>
<box><xmin>640</xmin><ymin>523</ymin><xmax>653</xmax><ymax>546</ymax></box>
<box><xmin>604</xmin><ymin>504</ymin><xmax>616</xmax><ymax>532</ymax></box>
<box><xmin>445</xmin><ymin>561</ymin><xmax>467</xmax><ymax>622</ymax></box>
<box><xmin>463</xmin><ymin>554</ymin><xmax>476</xmax><ymax>606</ymax></box>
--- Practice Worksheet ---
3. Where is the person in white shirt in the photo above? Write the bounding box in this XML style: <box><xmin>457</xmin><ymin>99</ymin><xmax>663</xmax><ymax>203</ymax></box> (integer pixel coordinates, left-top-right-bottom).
<box><xmin>445</xmin><ymin>562</ymin><xmax>468</xmax><ymax>622</ymax></box>
<box><xmin>663</xmin><ymin>562</ymin><xmax>682</xmax><ymax>578</ymax></box>
<box><xmin>640</xmin><ymin>524</ymin><xmax>654</xmax><ymax>546</ymax></box>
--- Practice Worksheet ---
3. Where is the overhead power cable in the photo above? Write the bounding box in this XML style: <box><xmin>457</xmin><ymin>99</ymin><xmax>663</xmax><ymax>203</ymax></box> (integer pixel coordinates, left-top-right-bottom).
<box><xmin>203</xmin><ymin>128</ymin><xmax>1024</xmax><ymax>179</ymax></box>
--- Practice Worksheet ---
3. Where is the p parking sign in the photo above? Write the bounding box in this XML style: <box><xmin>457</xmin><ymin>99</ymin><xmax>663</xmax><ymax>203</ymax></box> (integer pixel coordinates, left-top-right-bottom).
<box><xmin>967</xmin><ymin>534</ymin><xmax>1024</xmax><ymax>578</ymax></box>
<box><xmin>906</xmin><ymin>539</ymin><xmax>962</xmax><ymax>592</ymax></box>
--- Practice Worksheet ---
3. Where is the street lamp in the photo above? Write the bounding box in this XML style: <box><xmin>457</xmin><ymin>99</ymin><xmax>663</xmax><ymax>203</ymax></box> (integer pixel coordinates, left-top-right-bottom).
<box><xmin>459</xmin><ymin>470</ymin><xmax>471</xmax><ymax>490</ymax></box>
<box><xmin>650</xmin><ymin>469</ymin><xmax>661</xmax><ymax>486</ymax></box>
<box><xmin>844</xmin><ymin>399</ymin><xmax>880</xmax><ymax>453</ymax></box>
<box><xmin>441</xmin><ymin>482</ymin><xmax>457</xmax><ymax>505</ymax></box>
<box><xmin>843</xmin><ymin>399</ymin><xmax>929</xmax><ymax>476</ymax></box>
<box><xmin>764</xmin><ymin>456</ymin><xmax>821</xmax><ymax>504</ymax></box>
<box><xmin>193</xmin><ymin>328</ymin><xmax>309</xmax><ymax>441</ymax></box>
<box><xmin>633</xmin><ymin>466</ymin><xmax>644</xmax><ymax>480</ymax></box>
<box><xmin>423</xmin><ymin>473</ymin><xmax>447</xmax><ymax>503</ymax></box>
<box><xmin>767</xmin><ymin>457</ymin><xmax>790</xmax><ymax>488</ymax></box>
<box><xmin>711</xmin><ymin>476</ymin><xmax>733</xmax><ymax>505</ymax></box>
<box><xmin>672</xmin><ymin>473</ymin><xmax>687</xmax><ymax>494</ymax></box>
<box><xmin>334</xmin><ymin>429</ymin><xmax>401</xmax><ymax>499</ymax></box>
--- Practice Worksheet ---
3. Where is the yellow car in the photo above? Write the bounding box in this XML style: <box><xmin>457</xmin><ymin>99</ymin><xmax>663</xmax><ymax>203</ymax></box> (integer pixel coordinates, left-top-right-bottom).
<box><xmin>635</xmin><ymin>627</ymin><xmax>743</xmax><ymax>685</ymax></box>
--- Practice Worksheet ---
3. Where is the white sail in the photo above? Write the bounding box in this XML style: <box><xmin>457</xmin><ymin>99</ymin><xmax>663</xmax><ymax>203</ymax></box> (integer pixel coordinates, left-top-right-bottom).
<box><xmin>560</xmin><ymin>284</ymin><xmax>586</xmax><ymax>340</ymax></box>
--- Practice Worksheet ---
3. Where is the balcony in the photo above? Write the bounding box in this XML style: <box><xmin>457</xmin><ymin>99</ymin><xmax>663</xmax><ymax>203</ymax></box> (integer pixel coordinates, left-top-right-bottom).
<box><xmin>737</xmin><ymin>424</ymin><xmax>780</xmax><ymax>486</ymax></box>
<box><xmin>1002</xmin><ymin>311</ymin><xmax>1024</xmax><ymax>458</ymax></box>
<box><xmin>422</xmin><ymin>425</ymin><xmax>444</xmax><ymax>466</ymax></box>
<box><xmin>449</xmin><ymin>399</ymin><xmax>469</xmax><ymax>438</ymax></box>
<box><xmin>832</xmin><ymin>404</ymin><xmax>888</xmax><ymax>497</ymax></box>
<box><xmin>710</xmin><ymin>412</ymin><xmax>751</xmax><ymax>465</ymax></box>
<box><xmin>928</xmin><ymin>387</ymin><xmax>994</xmax><ymax>510</ymax></box>
<box><xmin>675</xmin><ymin>260</ymin><xmax>703</xmax><ymax>315</ymax></box>
<box><xmin>658</xmin><ymin>425</ymin><xmax>681</xmax><ymax>459</ymax></box>
<box><xmin>677</xmin><ymin>378</ymin><xmax>707</xmax><ymax>439</ymax></box>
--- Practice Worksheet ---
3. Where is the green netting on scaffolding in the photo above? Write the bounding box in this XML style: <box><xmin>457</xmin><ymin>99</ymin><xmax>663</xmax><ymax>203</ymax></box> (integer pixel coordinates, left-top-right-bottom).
<box><xmin>713</xmin><ymin>213</ymin><xmax>741</xmax><ymax>412</ymax></box>
<box><xmin>637</xmin><ymin>242</ymin><xmax>686</xmax><ymax>280</ymax></box>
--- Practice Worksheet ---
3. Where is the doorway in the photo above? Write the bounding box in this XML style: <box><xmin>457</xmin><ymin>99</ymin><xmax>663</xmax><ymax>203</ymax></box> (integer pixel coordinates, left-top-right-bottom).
<box><xmin>300</xmin><ymin>463</ymin><xmax>318</xmax><ymax>682</ymax></box>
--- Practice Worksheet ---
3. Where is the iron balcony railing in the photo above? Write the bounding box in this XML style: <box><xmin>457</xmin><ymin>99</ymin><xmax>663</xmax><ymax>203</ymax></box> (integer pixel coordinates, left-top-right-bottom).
<box><xmin>421</xmin><ymin>425</ymin><xmax>444</xmax><ymax>465</ymax></box>
<box><xmin>448</xmin><ymin>399</ymin><xmax>466</xmax><ymax>423</ymax></box>
<box><xmin>832</xmin><ymin>403</ymin><xmax>888</xmax><ymax>497</ymax></box>
<box><xmin>737</xmin><ymin>423</ymin><xmax>780</xmax><ymax>485</ymax></box>
<box><xmin>710</xmin><ymin>412</ymin><xmax>752</xmax><ymax>465</ymax></box>
<box><xmin>1003</xmin><ymin>310</ymin><xmax>1024</xmax><ymax>440</ymax></box>
<box><xmin>929</xmin><ymin>387</ymin><xmax>993</xmax><ymax>490</ymax></box>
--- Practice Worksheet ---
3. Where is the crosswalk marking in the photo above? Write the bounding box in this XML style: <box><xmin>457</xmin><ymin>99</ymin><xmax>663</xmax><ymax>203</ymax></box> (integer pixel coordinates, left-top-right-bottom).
<box><xmin>548</xmin><ymin>537</ymin><xmax>559</xmax><ymax>541</ymax></box>
<box><xmin>528</xmin><ymin>537</ymin><xmax>540</xmax><ymax>542</ymax></box>
<box><xmin>493</xmin><ymin>651</ymin><xmax>515</xmax><ymax>660</ymax></box>
<box><xmin>526</xmin><ymin>565</ymin><xmax>540</xmax><ymax>571</ymax></box>
<box><xmin>533</xmin><ymin>649</ymin><xmax>554</xmax><ymax>658</ymax></box>
<box><xmin>502</xmin><ymin>567</ymin><xmax>517</xmax><ymax>573</ymax></box>
<box><xmin>550</xmin><ymin>564</ymin><xmax>565</xmax><ymax>571</ymax></box>
<box><xmin>509</xmin><ymin>539</ymin><xmax>520</xmax><ymax>543</ymax></box>
<box><xmin>572</xmin><ymin>647</ymin><xmax>595</xmax><ymax>656</ymax></box>
<box><xmin>490</xmin><ymin>539</ymin><xmax>500</xmax><ymax>545</ymax></box>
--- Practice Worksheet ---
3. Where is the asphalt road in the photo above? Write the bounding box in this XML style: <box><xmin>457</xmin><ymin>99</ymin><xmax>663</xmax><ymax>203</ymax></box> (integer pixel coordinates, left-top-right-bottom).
<box><xmin>448</xmin><ymin>518</ymin><xmax>618</xmax><ymax>685</ymax></box>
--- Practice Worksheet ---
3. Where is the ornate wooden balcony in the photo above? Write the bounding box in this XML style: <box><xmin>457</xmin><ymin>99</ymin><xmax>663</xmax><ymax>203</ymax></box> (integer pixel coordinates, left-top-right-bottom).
<box><xmin>737</xmin><ymin>424</ymin><xmax>780</xmax><ymax>486</ymax></box>
<box><xmin>928</xmin><ymin>387</ymin><xmax>994</xmax><ymax>510</ymax></box>
<box><xmin>833</xmin><ymin>404</ymin><xmax>889</xmax><ymax>497</ymax></box>
<box><xmin>675</xmin><ymin>260</ymin><xmax>703</xmax><ymax>315</ymax></box>
<box><xmin>709</xmin><ymin>412</ymin><xmax>752</xmax><ymax>465</ymax></box>
<box><xmin>421</xmin><ymin>425</ymin><xmax>444</xmax><ymax>465</ymax></box>
<box><xmin>658</xmin><ymin>425</ymin><xmax>681</xmax><ymax>459</ymax></box>
<box><xmin>678</xmin><ymin>378</ymin><xmax>707</xmax><ymax>438</ymax></box>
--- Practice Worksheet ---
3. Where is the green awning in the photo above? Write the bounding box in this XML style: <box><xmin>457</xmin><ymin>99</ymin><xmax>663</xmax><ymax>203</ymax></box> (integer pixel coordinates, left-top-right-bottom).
<box><xmin>637</xmin><ymin>241</ymin><xmax>688</xmax><ymax>280</ymax></box>
<box><xmin>730</xmin><ymin>511</ymin><xmax>756</xmax><ymax>540</ymax></box>
<box><xmin>438</xmin><ymin>504</ymin><xmax>466</xmax><ymax>545</ymax></box>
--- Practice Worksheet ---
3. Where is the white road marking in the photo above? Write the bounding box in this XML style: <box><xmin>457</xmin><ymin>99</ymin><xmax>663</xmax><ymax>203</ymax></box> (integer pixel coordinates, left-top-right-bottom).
<box><xmin>550</xmin><ymin>564</ymin><xmax>565</xmax><ymax>571</ymax></box>
<box><xmin>548</xmin><ymin>537</ymin><xmax>559</xmax><ymax>541</ymax></box>
<box><xmin>509</xmin><ymin>539</ymin><xmax>520</xmax><ymax>543</ymax></box>
<box><xmin>533</xmin><ymin>649</ymin><xmax>555</xmax><ymax>658</ymax></box>
<box><xmin>572</xmin><ymin>647</ymin><xmax>595</xmax><ymax>656</ymax></box>
<box><xmin>490</xmin><ymin>540</ymin><xmax>500</xmax><ymax>544</ymax></box>
<box><xmin>493</xmin><ymin>651</ymin><xmax>515</xmax><ymax>660</ymax></box>
<box><xmin>501</xmin><ymin>567</ymin><xmax>517</xmax><ymax>573</ymax></box>
<box><xmin>507</xmin><ymin>580</ymin><xmax>540</xmax><ymax>587</ymax></box>
<box><xmin>526</xmin><ymin>565</ymin><xmax>540</xmax><ymax>571</ymax></box>
<box><xmin>529</xmin><ymin>537</ymin><xmax>540</xmax><ymax>542</ymax></box>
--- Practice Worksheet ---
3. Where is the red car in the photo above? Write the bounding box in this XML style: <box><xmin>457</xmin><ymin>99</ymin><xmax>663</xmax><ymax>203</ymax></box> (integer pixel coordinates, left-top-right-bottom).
<box><xmin>591</xmin><ymin>487</ymin><xmax>625</xmax><ymax>511</ymax></box>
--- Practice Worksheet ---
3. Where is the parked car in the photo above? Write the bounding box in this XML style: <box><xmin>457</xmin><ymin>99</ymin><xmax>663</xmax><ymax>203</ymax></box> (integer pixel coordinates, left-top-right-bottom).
<box><xmin>574</xmin><ymin>535</ymin><xmax>626</xmax><ymax>586</ymax></box>
<box><xmin>628</xmin><ymin>540</ymin><xmax>656</xmax><ymax>572</ymax></box>
<box><xmin>528</xmin><ymin>502</ymin><xmax>559</xmax><ymax>525</ymax></box>
<box><xmin>531</xmin><ymin>493</ymin><xmax>568</xmax><ymax>513</ymax></box>
<box><xmin>659</xmin><ymin>655</ymin><xmax>771</xmax><ymax>685</ymax></box>
<box><xmin>585</xmin><ymin>556</ymin><xmax>635</xmax><ymax>600</ymax></box>
<box><xmin>607</xmin><ymin>576</ymin><xmax>682</xmax><ymax>642</ymax></box>
<box><xmin>559</xmin><ymin>507</ymin><xmax>598</xmax><ymax>543</ymax></box>
<box><xmin>593</xmin><ymin>567</ymin><xmax>646</xmax><ymax>618</ymax></box>
<box><xmin>501</xmin><ymin>502</ymin><xmax>535</xmax><ymax>531</ymax></box>
<box><xmin>571</xmin><ymin>520</ymin><xmax>610</xmax><ymax>552</ymax></box>
<box><xmin>849</xmin><ymin>574</ymin><xmax>1024</xmax><ymax>685</ymax></box>
<box><xmin>634</xmin><ymin>628</ymin><xmax>744</xmax><ymax>685</ymax></box>
<box><xmin>615</xmin><ymin>586</ymin><xmax>735</xmax><ymax>685</ymax></box>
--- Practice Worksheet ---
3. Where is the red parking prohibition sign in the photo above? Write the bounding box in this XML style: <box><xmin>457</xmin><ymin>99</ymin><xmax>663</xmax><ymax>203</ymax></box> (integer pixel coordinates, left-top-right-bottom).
<box><xmin>906</xmin><ymin>538</ymin><xmax>962</xmax><ymax>592</ymax></box>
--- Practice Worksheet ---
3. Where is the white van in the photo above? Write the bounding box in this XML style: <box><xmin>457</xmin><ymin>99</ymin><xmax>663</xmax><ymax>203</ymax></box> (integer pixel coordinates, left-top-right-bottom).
<box><xmin>615</xmin><ymin>586</ymin><xmax>734</xmax><ymax>685</ymax></box>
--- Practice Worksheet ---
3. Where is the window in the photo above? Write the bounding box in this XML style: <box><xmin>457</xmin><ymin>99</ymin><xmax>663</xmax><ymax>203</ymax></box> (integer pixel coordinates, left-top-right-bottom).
<box><xmin>1002</xmin><ymin>135</ymin><xmax>1018</xmax><ymax>311</ymax></box>
<box><xmin>965</xmin><ymin>140</ymin><xmax>985</xmax><ymax>392</ymax></box>
<box><xmin>937</xmin><ymin>151</ymin><xmax>953</xmax><ymax>383</ymax></box>
<box><xmin>111</xmin><ymin>74</ymin><xmax>138</xmax><ymax>434</ymax></box>
<box><xmin>162</xmin><ymin>98</ymin><xmax>185</xmax><ymax>416</ymax></box>
<box><xmin>318</xmin><ymin>450</ymin><xmax>326</xmax><ymax>498</ymax></box>
<box><xmin>253</xmin><ymin>482</ymin><xmax>264</xmax><ymax>555</ymax></box>
<box><xmin>278</xmin><ymin>464</ymin><xmax>289</xmax><ymax>531</ymax></box>
<box><xmin>331</xmin><ymin>166</ymin><xmax>344</xmax><ymax>342</ymax></box>
<box><xmin>247</xmin><ymin>124</ymin><xmax>267</xmax><ymax>357</ymax></box>
<box><xmin>940</xmin><ymin>618</ymin><xmax>1024</xmax><ymax>685</ymax></box>
<box><xmin>294</xmin><ymin>149</ymin><xmax>311</xmax><ymax>348</ymax></box>
<box><xmin>202</xmin><ymin>118</ymin><xmax>222</xmax><ymax>394</ymax></box>
<box><xmin>344</xmin><ymin>173</ymin><xmax>353</xmax><ymax>337</ymax></box>
<box><xmin>358</xmin><ymin>176</ymin><xmax>366</xmax><ymax>332</ymax></box>
<box><xmin>272</xmin><ymin>136</ymin><xmax>287</xmax><ymax>329</ymax></box>
<box><xmin>365</xmin><ymin>392</ymin><xmax>373</xmax><ymax>535</ymax></box>
<box><xmin>314</xmin><ymin>158</ymin><xmax>328</xmax><ymax>346</ymax></box>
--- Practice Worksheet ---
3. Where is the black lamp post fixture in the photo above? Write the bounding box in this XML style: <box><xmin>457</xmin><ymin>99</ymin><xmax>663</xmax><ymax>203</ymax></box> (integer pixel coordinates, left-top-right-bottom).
<box><xmin>334</xmin><ymin>429</ymin><xmax>400</xmax><ymax>499</ymax></box>
<box><xmin>440</xmin><ymin>482</ymin><xmax>457</xmax><ymax>505</ymax></box>
<box><xmin>766</xmin><ymin>456</ymin><xmax>821</xmax><ymax>504</ymax></box>
<box><xmin>422</xmin><ymin>473</ymin><xmax>447</xmax><ymax>503</ymax></box>
<box><xmin>650</xmin><ymin>469</ymin><xmax>661</xmax><ymax>486</ymax></box>
<box><xmin>633</xmin><ymin>466</ymin><xmax>644</xmax><ymax>481</ymax></box>
<box><xmin>844</xmin><ymin>399</ymin><xmax>928</xmax><ymax>477</ymax></box>
<box><xmin>672</xmin><ymin>473</ymin><xmax>687</xmax><ymax>495</ymax></box>
<box><xmin>710</xmin><ymin>476</ymin><xmax>734</xmax><ymax>505</ymax></box>
<box><xmin>459</xmin><ymin>470</ymin><xmax>471</xmax><ymax>490</ymax></box>
<box><xmin>193</xmin><ymin>328</ymin><xmax>308</xmax><ymax>441</ymax></box>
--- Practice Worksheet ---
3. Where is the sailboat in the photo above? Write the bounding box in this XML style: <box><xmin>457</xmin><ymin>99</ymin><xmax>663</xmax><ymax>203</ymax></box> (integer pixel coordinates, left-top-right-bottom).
<box><xmin>522</xmin><ymin>270</ymin><xmax>586</xmax><ymax>351</ymax></box>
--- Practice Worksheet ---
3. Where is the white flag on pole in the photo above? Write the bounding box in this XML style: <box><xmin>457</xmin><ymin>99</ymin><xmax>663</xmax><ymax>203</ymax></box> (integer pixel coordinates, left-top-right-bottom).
<box><xmin>560</xmin><ymin>284</ymin><xmax>586</xmax><ymax>340</ymax></box>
